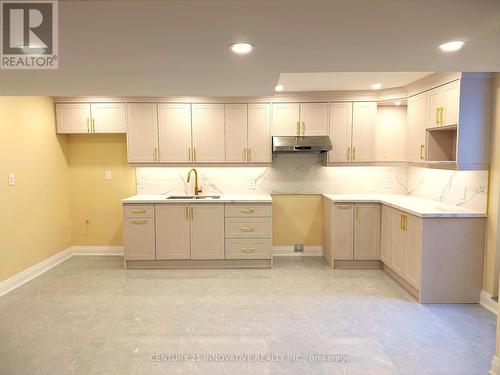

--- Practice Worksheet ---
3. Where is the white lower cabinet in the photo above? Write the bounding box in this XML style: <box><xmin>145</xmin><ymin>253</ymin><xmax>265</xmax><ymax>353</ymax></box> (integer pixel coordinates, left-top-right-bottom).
<box><xmin>190</xmin><ymin>205</ymin><xmax>225</xmax><ymax>259</ymax></box>
<box><xmin>155</xmin><ymin>205</ymin><xmax>191</xmax><ymax>260</ymax></box>
<box><xmin>331</xmin><ymin>202</ymin><xmax>380</xmax><ymax>260</ymax></box>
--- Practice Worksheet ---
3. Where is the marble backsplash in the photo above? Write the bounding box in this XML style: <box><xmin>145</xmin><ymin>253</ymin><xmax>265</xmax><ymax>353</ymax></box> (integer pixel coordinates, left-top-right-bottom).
<box><xmin>135</xmin><ymin>155</ymin><xmax>489</xmax><ymax>212</ymax></box>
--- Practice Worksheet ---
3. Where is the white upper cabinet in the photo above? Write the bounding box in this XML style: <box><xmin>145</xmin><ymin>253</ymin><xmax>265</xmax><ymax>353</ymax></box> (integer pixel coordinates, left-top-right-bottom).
<box><xmin>90</xmin><ymin>103</ymin><xmax>126</xmax><ymax>133</ymax></box>
<box><xmin>351</xmin><ymin>102</ymin><xmax>377</xmax><ymax>162</ymax></box>
<box><xmin>56</xmin><ymin>102</ymin><xmax>126</xmax><ymax>134</ymax></box>
<box><xmin>126</xmin><ymin>103</ymin><xmax>159</xmax><ymax>163</ymax></box>
<box><xmin>329</xmin><ymin>102</ymin><xmax>353</xmax><ymax>163</ymax></box>
<box><xmin>426</xmin><ymin>80</ymin><xmax>460</xmax><ymax>128</ymax></box>
<box><xmin>299</xmin><ymin>103</ymin><xmax>329</xmax><ymax>135</ymax></box>
<box><xmin>225</xmin><ymin>104</ymin><xmax>248</xmax><ymax>163</ymax></box>
<box><xmin>247</xmin><ymin>103</ymin><xmax>271</xmax><ymax>163</ymax></box>
<box><xmin>272</xmin><ymin>103</ymin><xmax>300</xmax><ymax>136</ymax></box>
<box><xmin>158</xmin><ymin>103</ymin><xmax>192</xmax><ymax>163</ymax></box>
<box><xmin>56</xmin><ymin>103</ymin><xmax>91</xmax><ymax>133</ymax></box>
<box><xmin>192</xmin><ymin>104</ymin><xmax>225</xmax><ymax>163</ymax></box>
<box><xmin>406</xmin><ymin>93</ymin><xmax>428</xmax><ymax>162</ymax></box>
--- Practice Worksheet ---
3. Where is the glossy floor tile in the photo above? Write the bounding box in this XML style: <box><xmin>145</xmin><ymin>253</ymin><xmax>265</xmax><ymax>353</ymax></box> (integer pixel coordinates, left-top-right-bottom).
<box><xmin>0</xmin><ymin>256</ymin><xmax>495</xmax><ymax>375</ymax></box>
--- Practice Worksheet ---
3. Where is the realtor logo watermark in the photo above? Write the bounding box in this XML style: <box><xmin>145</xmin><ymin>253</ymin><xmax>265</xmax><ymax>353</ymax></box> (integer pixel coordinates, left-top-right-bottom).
<box><xmin>1</xmin><ymin>0</ymin><xmax>58</xmax><ymax>69</ymax></box>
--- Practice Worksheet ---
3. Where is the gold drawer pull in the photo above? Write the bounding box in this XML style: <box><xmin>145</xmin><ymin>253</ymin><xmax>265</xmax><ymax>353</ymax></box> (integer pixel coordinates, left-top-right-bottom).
<box><xmin>337</xmin><ymin>205</ymin><xmax>352</xmax><ymax>209</ymax></box>
<box><xmin>241</xmin><ymin>247</ymin><xmax>256</xmax><ymax>253</ymax></box>
<box><xmin>132</xmin><ymin>219</ymin><xmax>146</xmax><ymax>224</ymax></box>
<box><xmin>240</xmin><ymin>226</ymin><xmax>256</xmax><ymax>232</ymax></box>
<box><xmin>131</xmin><ymin>209</ymin><xmax>147</xmax><ymax>214</ymax></box>
<box><xmin>240</xmin><ymin>208</ymin><xmax>255</xmax><ymax>213</ymax></box>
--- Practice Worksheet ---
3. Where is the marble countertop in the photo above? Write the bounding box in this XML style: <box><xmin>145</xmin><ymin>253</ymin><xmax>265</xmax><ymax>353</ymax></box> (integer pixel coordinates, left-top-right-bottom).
<box><xmin>123</xmin><ymin>194</ymin><xmax>273</xmax><ymax>204</ymax></box>
<box><xmin>323</xmin><ymin>194</ymin><xmax>487</xmax><ymax>218</ymax></box>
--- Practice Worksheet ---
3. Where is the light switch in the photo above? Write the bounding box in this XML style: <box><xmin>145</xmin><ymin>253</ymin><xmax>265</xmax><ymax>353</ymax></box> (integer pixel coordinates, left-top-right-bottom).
<box><xmin>8</xmin><ymin>172</ymin><xmax>15</xmax><ymax>186</ymax></box>
<box><xmin>105</xmin><ymin>170</ymin><xmax>112</xmax><ymax>181</ymax></box>
<box><xmin>249</xmin><ymin>180</ymin><xmax>256</xmax><ymax>190</ymax></box>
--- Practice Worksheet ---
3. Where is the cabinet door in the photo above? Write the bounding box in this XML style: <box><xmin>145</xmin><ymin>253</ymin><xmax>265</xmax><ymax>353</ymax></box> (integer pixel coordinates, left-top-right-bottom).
<box><xmin>352</xmin><ymin>102</ymin><xmax>376</xmax><ymax>162</ymax></box>
<box><xmin>426</xmin><ymin>87</ymin><xmax>442</xmax><ymax>128</ymax></box>
<box><xmin>192</xmin><ymin>104</ymin><xmax>225</xmax><ymax>162</ymax></box>
<box><xmin>158</xmin><ymin>103</ymin><xmax>192</xmax><ymax>163</ymax></box>
<box><xmin>124</xmin><ymin>217</ymin><xmax>156</xmax><ymax>260</ymax></box>
<box><xmin>404</xmin><ymin>214</ymin><xmax>422</xmax><ymax>288</ymax></box>
<box><xmin>190</xmin><ymin>204</ymin><xmax>225</xmax><ymax>259</ymax></box>
<box><xmin>248</xmin><ymin>103</ymin><xmax>271</xmax><ymax>163</ymax></box>
<box><xmin>380</xmin><ymin>205</ymin><xmax>392</xmax><ymax>264</ymax></box>
<box><xmin>354</xmin><ymin>203</ymin><xmax>381</xmax><ymax>260</ymax></box>
<box><xmin>127</xmin><ymin>103</ymin><xmax>159</xmax><ymax>163</ymax></box>
<box><xmin>329</xmin><ymin>102</ymin><xmax>353</xmax><ymax>162</ymax></box>
<box><xmin>56</xmin><ymin>103</ymin><xmax>91</xmax><ymax>133</ymax></box>
<box><xmin>406</xmin><ymin>93</ymin><xmax>427</xmax><ymax>162</ymax></box>
<box><xmin>442</xmin><ymin>80</ymin><xmax>460</xmax><ymax>126</ymax></box>
<box><xmin>390</xmin><ymin>210</ymin><xmax>405</xmax><ymax>274</ymax></box>
<box><xmin>272</xmin><ymin>103</ymin><xmax>300</xmax><ymax>136</ymax></box>
<box><xmin>155</xmin><ymin>205</ymin><xmax>191</xmax><ymax>260</ymax></box>
<box><xmin>90</xmin><ymin>103</ymin><xmax>126</xmax><ymax>133</ymax></box>
<box><xmin>225</xmin><ymin>104</ymin><xmax>248</xmax><ymax>163</ymax></box>
<box><xmin>300</xmin><ymin>103</ymin><xmax>329</xmax><ymax>135</ymax></box>
<box><xmin>332</xmin><ymin>204</ymin><xmax>354</xmax><ymax>260</ymax></box>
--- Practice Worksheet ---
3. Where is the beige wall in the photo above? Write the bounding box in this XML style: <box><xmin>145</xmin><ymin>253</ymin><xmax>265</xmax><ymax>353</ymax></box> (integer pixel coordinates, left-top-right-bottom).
<box><xmin>272</xmin><ymin>195</ymin><xmax>323</xmax><ymax>246</ymax></box>
<box><xmin>67</xmin><ymin>134</ymin><xmax>136</xmax><ymax>246</ymax></box>
<box><xmin>0</xmin><ymin>97</ymin><xmax>72</xmax><ymax>282</ymax></box>
<box><xmin>484</xmin><ymin>73</ymin><xmax>500</xmax><ymax>295</ymax></box>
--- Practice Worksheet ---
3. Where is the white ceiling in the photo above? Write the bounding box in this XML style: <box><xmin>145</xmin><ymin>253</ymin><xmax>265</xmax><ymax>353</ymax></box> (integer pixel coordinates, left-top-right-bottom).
<box><xmin>1</xmin><ymin>0</ymin><xmax>499</xmax><ymax>96</ymax></box>
<box><xmin>277</xmin><ymin>72</ymin><xmax>432</xmax><ymax>91</ymax></box>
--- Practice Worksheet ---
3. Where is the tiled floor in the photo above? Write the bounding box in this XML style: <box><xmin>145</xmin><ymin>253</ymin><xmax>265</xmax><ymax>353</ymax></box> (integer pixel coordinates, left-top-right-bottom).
<box><xmin>0</xmin><ymin>256</ymin><xmax>495</xmax><ymax>374</ymax></box>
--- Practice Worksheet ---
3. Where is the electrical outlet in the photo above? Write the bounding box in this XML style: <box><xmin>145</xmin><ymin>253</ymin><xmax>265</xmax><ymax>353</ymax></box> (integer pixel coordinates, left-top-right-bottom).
<box><xmin>384</xmin><ymin>178</ymin><xmax>391</xmax><ymax>189</ymax></box>
<box><xmin>105</xmin><ymin>170</ymin><xmax>112</xmax><ymax>181</ymax></box>
<box><xmin>138</xmin><ymin>179</ymin><xmax>146</xmax><ymax>189</ymax></box>
<box><xmin>460</xmin><ymin>186</ymin><xmax>466</xmax><ymax>200</ymax></box>
<box><xmin>249</xmin><ymin>180</ymin><xmax>256</xmax><ymax>190</ymax></box>
<box><xmin>8</xmin><ymin>172</ymin><xmax>15</xmax><ymax>186</ymax></box>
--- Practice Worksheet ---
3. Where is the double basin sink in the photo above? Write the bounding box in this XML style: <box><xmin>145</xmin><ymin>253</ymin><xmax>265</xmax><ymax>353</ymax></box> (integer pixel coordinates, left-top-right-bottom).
<box><xmin>166</xmin><ymin>195</ymin><xmax>221</xmax><ymax>200</ymax></box>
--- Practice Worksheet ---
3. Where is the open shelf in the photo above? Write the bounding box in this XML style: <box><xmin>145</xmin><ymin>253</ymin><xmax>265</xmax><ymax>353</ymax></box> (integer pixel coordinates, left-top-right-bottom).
<box><xmin>426</xmin><ymin>125</ymin><xmax>457</xmax><ymax>163</ymax></box>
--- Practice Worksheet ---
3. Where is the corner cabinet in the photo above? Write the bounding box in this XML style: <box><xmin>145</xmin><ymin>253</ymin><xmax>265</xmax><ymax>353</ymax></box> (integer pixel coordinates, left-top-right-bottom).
<box><xmin>124</xmin><ymin>202</ymin><xmax>272</xmax><ymax>268</ymax></box>
<box><xmin>56</xmin><ymin>102</ymin><xmax>126</xmax><ymax>134</ymax></box>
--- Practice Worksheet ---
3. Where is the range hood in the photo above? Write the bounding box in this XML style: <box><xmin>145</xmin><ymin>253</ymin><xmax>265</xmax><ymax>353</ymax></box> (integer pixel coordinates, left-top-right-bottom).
<box><xmin>272</xmin><ymin>136</ymin><xmax>332</xmax><ymax>154</ymax></box>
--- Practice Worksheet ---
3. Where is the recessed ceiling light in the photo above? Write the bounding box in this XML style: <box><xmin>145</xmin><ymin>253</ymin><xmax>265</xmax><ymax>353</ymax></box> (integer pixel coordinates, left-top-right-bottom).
<box><xmin>395</xmin><ymin>101</ymin><xmax>401</xmax><ymax>106</ymax></box>
<box><xmin>371</xmin><ymin>83</ymin><xmax>382</xmax><ymax>90</ymax></box>
<box><xmin>229</xmin><ymin>42</ymin><xmax>253</xmax><ymax>54</ymax></box>
<box><xmin>275</xmin><ymin>85</ymin><xmax>284</xmax><ymax>92</ymax></box>
<box><xmin>439</xmin><ymin>41</ymin><xmax>465</xmax><ymax>52</ymax></box>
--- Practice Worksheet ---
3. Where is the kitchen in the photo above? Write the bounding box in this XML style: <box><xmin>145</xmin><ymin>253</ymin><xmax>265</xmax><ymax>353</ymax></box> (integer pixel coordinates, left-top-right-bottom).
<box><xmin>1</xmin><ymin>1</ymin><xmax>500</xmax><ymax>374</ymax></box>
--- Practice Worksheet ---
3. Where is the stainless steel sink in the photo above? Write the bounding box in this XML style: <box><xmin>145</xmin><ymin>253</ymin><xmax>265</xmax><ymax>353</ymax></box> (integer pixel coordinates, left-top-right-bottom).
<box><xmin>166</xmin><ymin>195</ymin><xmax>220</xmax><ymax>200</ymax></box>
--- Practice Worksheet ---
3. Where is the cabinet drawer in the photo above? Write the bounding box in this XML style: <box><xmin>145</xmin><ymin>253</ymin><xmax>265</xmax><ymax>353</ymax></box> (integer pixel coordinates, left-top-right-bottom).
<box><xmin>124</xmin><ymin>205</ymin><xmax>154</xmax><ymax>218</ymax></box>
<box><xmin>225</xmin><ymin>218</ymin><xmax>272</xmax><ymax>238</ymax></box>
<box><xmin>225</xmin><ymin>239</ymin><xmax>271</xmax><ymax>259</ymax></box>
<box><xmin>225</xmin><ymin>204</ymin><xmax>272</xmax><ymax>217</ymax></box>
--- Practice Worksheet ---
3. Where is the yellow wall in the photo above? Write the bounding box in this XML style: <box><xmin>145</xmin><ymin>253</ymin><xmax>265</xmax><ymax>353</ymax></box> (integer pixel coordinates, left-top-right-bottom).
<box><xmin>272</xmin><ymin>195</ymin><xmax>323</xmax><ymax>246</ymax></box>
<box><xmin>484</xmin><ymin>73</ymin><xmax>500</xmax><ymax>295</ymax></box>
<box><xmin>67</xmin><ymin>134</ymin><xmax>136</xmax><ymax>246</ymax></box>
<box><xmin>0</xmin><ymin>97</ymin><xmax>72</xmax><ymax>282</ymax></box>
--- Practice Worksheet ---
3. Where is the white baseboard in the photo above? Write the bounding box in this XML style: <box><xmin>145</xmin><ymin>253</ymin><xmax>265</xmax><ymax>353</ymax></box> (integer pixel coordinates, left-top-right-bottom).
<box><xmin>0</xmin><ymin>246</ymin><xmax>74</xmax><ymax>298</ymax></box>
<box><xmin>480</xmin><ymin>290</ymin><xmax>498</xmax><ymax>315</ymax></box>
<box><xmin>72</xmin><ymin>246</ymin><xmax>124</xmax><ymax>256</ymax></box>
<box><xmin>490</xmin><ymin>355</ymin><xmax>500</xmax><ymax>375</ymax></box>
<box><xmin>0</xmin><ymin>246</ymin><xmax>124</xmax><ymax>298</ymax></box>
<box><xmin>273</xmin><ymin>246</ymin><xmax>323</xmax><ymax>256</ymax></box>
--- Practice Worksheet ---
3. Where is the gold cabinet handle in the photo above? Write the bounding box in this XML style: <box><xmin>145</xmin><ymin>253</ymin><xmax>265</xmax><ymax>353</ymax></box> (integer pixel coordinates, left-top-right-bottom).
<box><xmin>131</xmin><ymin>209</ymin><xmax>146</xmax><ymax>214</ymax></box>
<box><xmin>301</xmin><ymin>121</ymin><xmax>305</xmax><ymax>136</ymax></box>
<box><xmin>190</xmin><ymin>206</ymin><xmax>194</xmax><ymax>220</ymax></box>
<box><xmin>248</xmin><ymin>148</ymin><xmax>252</xmax><ymax>161</ymax></box>
<box><xmin>185</xmin><ymin>206</ymin><xmax>189</xmax><ymax>220</ymax></box>
<box><xmin>193</xmin><ymin>148</ymin><xmax>196</xmax><ymax>162</ymax></box>
<box><xmin>400</xmin><ymin>215</ymin><xmax>404</xmax><ymax>230</ymax></box>
<box><xmin>153</xmin><ymin>148</ymin><xmax>159</xmax><ymax>161</ymax></box>
<box><xmin>242</xmin><ymin>148</ymin><xmax>247</xmax><ymax>161</ymax></box>
<box><xmin>131</xmin><ymin>219</ymin><xmax>146</xmax><ymax>224</ymax></box>
<box><xmin>240</xmin><ymin>226</ymin><xmax>255</xmax><ymax>232</ymax></box>
<box><xmin>352</xmin><ymin>147</ymin><xmax>356</xmax><ymax>161</ymax></box>
<box><xmin>439</xmin><ymin>106</ymin><xmax>444</xmax><ymax>125</ymax></box>
<box><xmin>240</xmin><ymin>208</ymin><xmax>256</xmax><ymax>213</ymax></box>
<box><xmin>188</xmin><ymin>148</ymin><xmax>192</xmax><ymax>162</ymax></box>
<box><xmin>92</xmin><ymin>118</ymin><xmax>95</xmax><ymax>133</ymax></box>
<box><xmin>296</xmin><ymin>121</ymin><xmax>300</xmax><ymax>136</ymax></box>
<box><xmin>241</xmin><ymin>247</ymin><xmax>256</xmax><ymax>253</ymax></box>
<box><xmin>403</xmin><ymin>215</ymin><xmax>407</xmax><ymax>231</ymax></box>
<box><xmin>420</xmin><ymin>145</ymin><xmax>425</xmax><ymax>160</ymax></box>
<box><xmin>355</xmin><ymin>206</ymin><xmax>359</xmax><ymax>220</ymax></box>
<box><xmin>435</xmin><ymin>107</ymin><xmax>439</xmax><ymax>125</ymax></box>
<box><xmin>347</xmin><ymin>147</ymin><xmax>351</xmax><ymax>161</ymax></box>
<box><xmin>337</xmin><ymin>205</ymin><xmax>352</xmax><ymax>209</ymax></box>
<box><xmin>86</xmin><ymin>118</ymin><xmax>90</xmax><ymax>133</ymax></box>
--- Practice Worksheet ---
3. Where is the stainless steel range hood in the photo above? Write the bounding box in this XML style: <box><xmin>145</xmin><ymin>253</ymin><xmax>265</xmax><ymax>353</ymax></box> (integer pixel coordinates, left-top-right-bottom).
<box><xmin>272</xmin><ymin>136</ymin><xmax>332</xmax><ymax>154</ymax></box>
